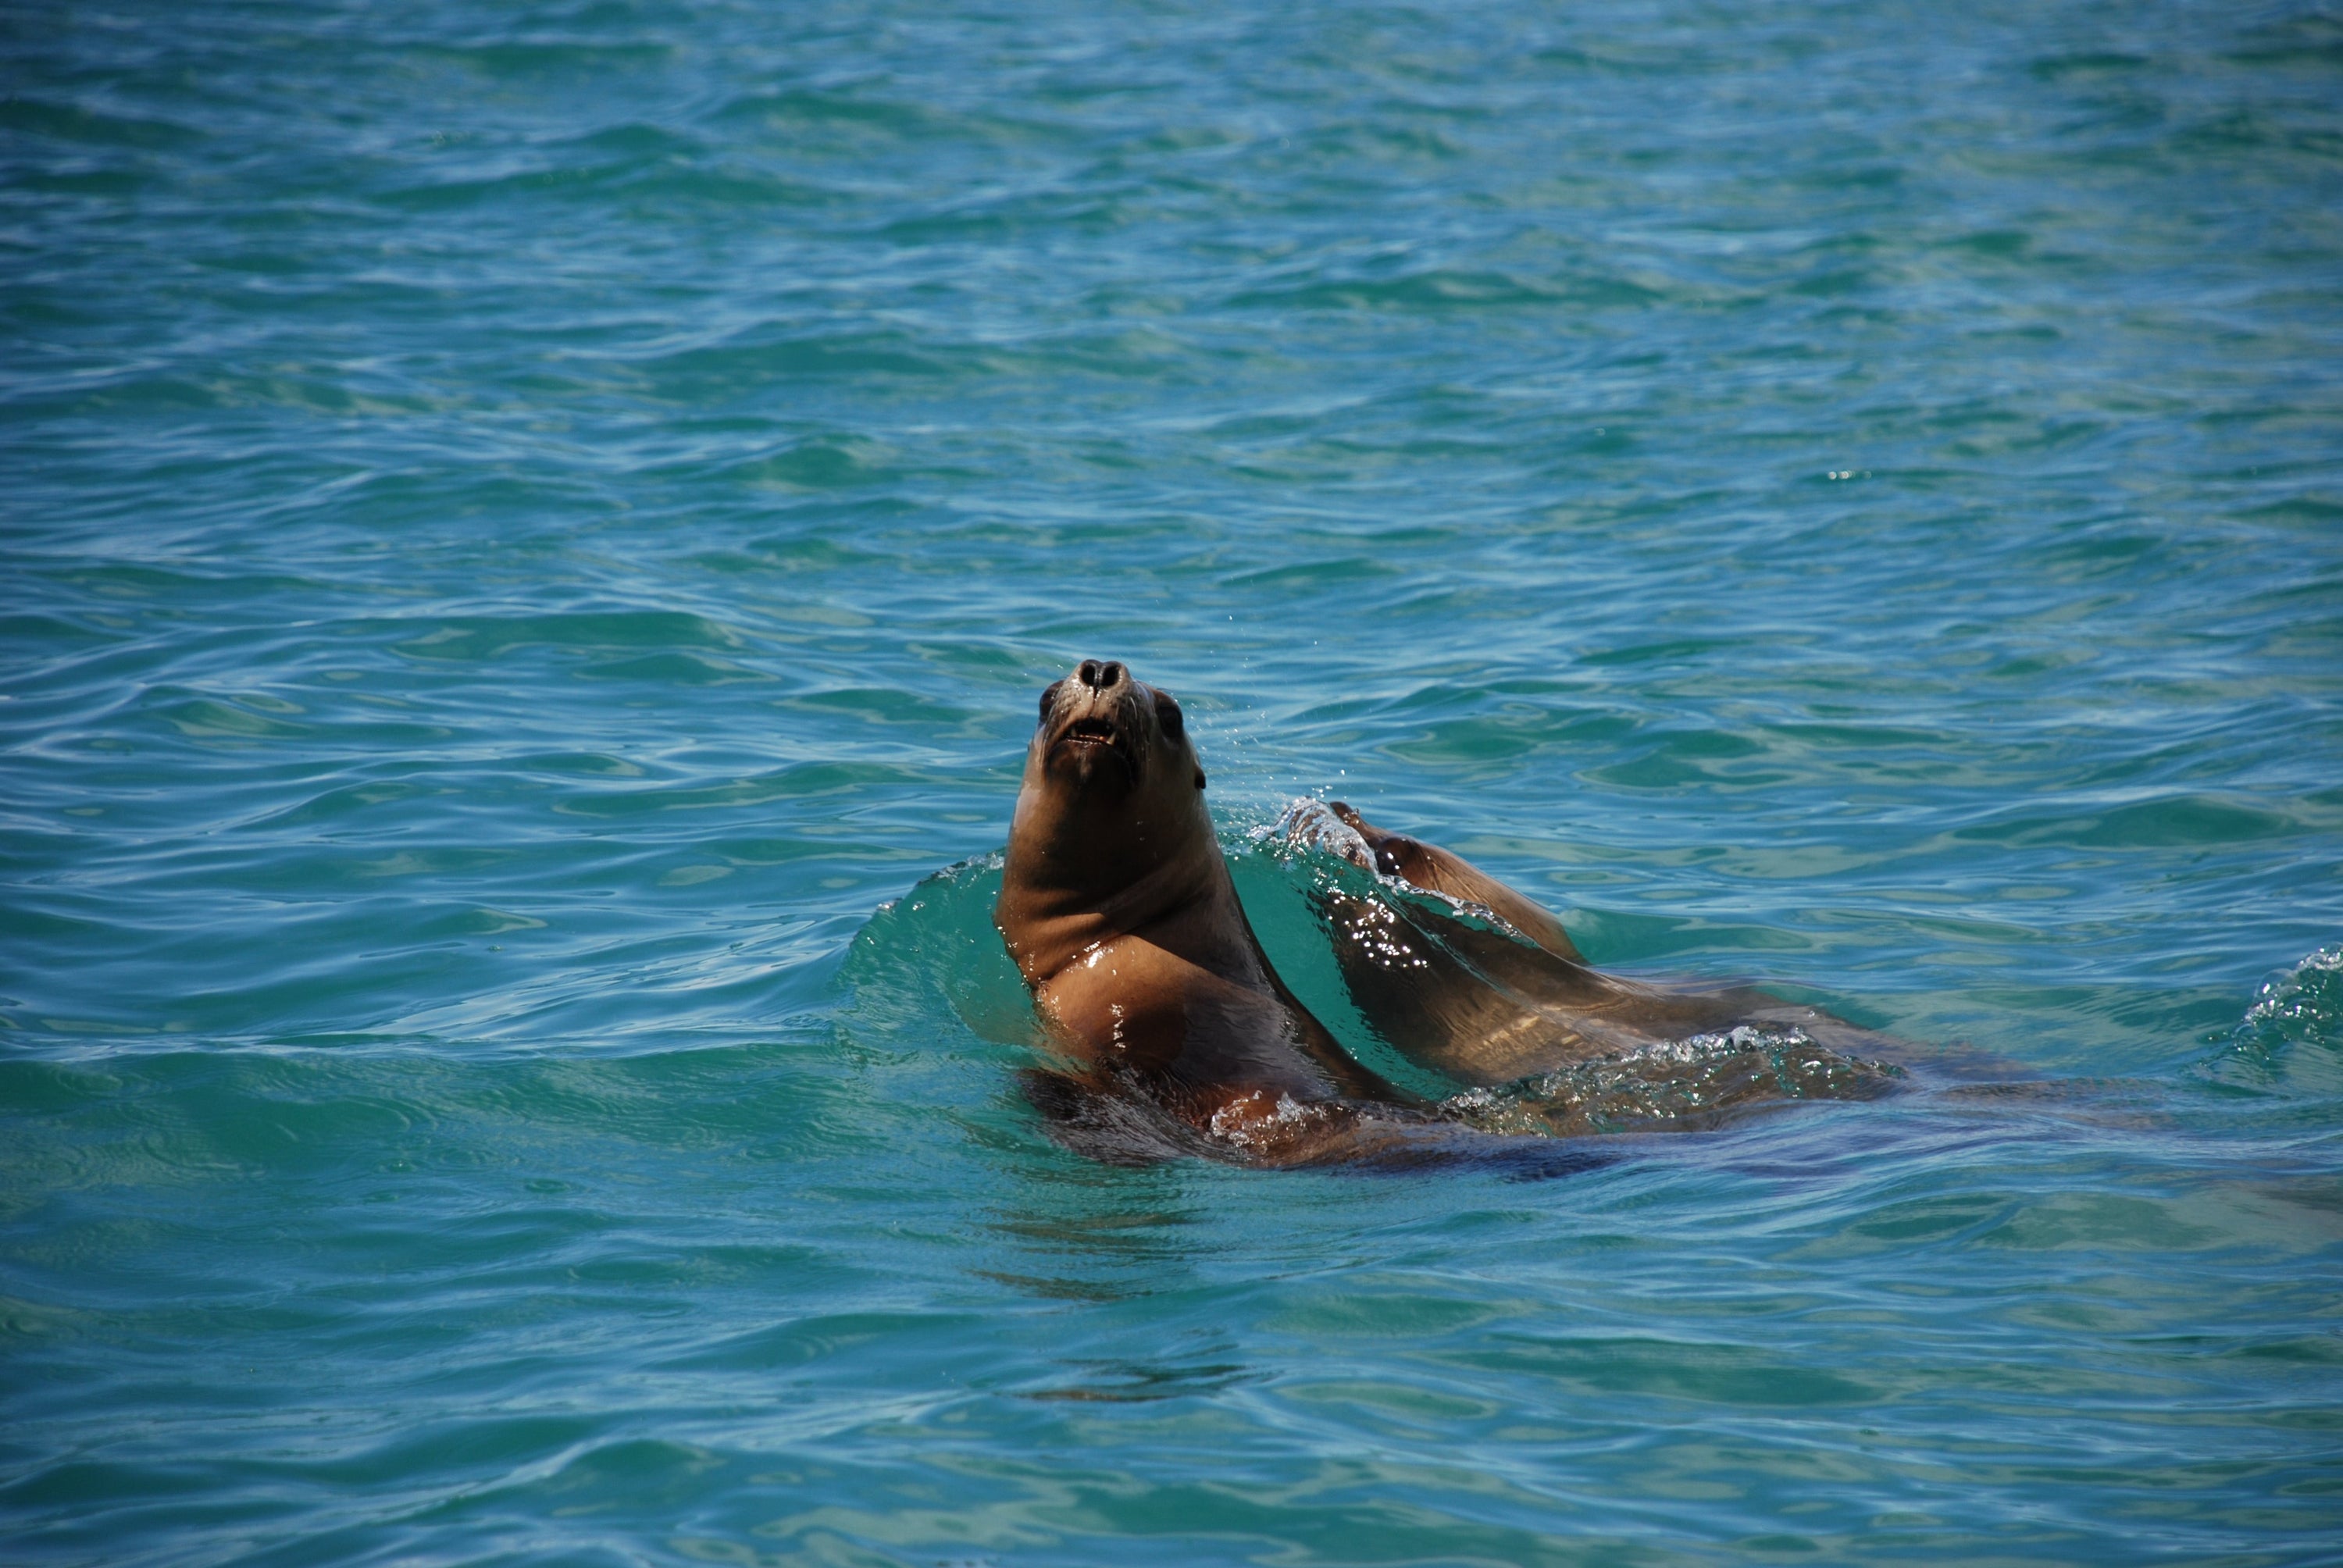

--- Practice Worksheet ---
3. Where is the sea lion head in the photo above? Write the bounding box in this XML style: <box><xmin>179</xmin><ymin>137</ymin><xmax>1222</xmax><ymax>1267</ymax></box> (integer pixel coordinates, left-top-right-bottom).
<box><xmin>1025</xmin><ymin>658</ymin><xmax>1206</xmax><ymax>800</ymax></box>
<box><xmin>1000</xmin><ymin>659</ymin><xmax>1217</xmax><ymax>949</ymax></box>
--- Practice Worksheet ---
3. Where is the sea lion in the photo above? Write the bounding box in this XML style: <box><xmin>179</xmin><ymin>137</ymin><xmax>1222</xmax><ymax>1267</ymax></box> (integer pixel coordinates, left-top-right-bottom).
<box><xmin>994</xmin><ymin>659</ymin><xmax>1422</xmax><ymax>1165</ymax></box>
<box><xmin>995</xmin><ymin>659</ymin><xmax>1903</xmax><ymax>1166</ymax></box>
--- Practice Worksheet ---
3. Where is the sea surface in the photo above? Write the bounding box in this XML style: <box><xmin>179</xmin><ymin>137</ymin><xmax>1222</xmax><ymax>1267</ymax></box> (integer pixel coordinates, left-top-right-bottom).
<box><xmin>5</xmin><ymin>1</ymin><xmax>2343</xmax><ymax>1563</ymax></box>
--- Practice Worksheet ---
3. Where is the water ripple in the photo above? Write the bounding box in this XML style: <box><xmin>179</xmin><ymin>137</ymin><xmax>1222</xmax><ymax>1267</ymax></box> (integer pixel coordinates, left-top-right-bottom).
<box><xmin>5</xmin><ymin>0</ymin><xmax>2341</xmax><ymax>1562</ymax></box>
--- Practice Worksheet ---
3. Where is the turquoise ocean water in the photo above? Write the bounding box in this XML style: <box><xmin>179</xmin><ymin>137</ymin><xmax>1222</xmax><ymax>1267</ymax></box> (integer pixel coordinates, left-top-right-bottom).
<box><xmin>6</xmin><ymin>1</ymin><xmax>2343</xmax><ymax>1561</ymax></box>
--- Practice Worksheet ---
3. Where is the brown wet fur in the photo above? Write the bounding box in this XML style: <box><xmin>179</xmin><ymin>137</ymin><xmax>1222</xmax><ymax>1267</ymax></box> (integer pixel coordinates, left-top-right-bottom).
<box><xmin>996</xmin><ymin>661</ymin><xmax>1942</xmax><ymax>1167</ymax></box>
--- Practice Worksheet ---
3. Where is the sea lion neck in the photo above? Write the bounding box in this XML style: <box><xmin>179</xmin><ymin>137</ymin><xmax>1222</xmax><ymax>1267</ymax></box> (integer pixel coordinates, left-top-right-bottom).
<box><xmin>996</xmin><ymin>784</ymin><xmax>1225</xmax><ymax>983</ymax></box>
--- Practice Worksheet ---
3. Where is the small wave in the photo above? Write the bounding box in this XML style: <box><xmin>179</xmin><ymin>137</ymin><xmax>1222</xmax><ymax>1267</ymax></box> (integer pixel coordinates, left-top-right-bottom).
<box><xmin>841</xmin><ymin>851</ymin><xmax>1035</xmax><ymax>1055</ymax></box>
<box><xmin>2242</xmin><ymin>946</ymin><xmax>2343</xmax><ymax>1042</ymax></box>
<box><xmin>1263</xmin><ymin>796</ymin><xmax>1537</xmax><ymax>942</ymax></box>
<box><xmin>2198</xmin><ymin>945</ymin><xmax>2343</xmax><ymax>1092</ymax></box>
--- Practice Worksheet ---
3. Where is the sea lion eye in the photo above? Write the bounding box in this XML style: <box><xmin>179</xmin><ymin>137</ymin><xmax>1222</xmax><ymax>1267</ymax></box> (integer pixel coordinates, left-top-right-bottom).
<box><xmin>1038</xmin><ymin>680</ymin><xmax>1062</xmax><ymax>724</ymax></box>
<box><xmin>1154</xmin><ymin>690</ymin><xmax>1185</xmax><ymax>740</ymax></box>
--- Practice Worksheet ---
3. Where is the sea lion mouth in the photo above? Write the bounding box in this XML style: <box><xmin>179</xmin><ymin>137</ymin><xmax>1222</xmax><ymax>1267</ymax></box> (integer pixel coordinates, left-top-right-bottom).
<box><xmin>1035</xmin><ymin>663</ymin><xmax>1170</xmax><ymax>786</ymax></box>
<box><xmin>1047</xmin><ymin>708</ymin><xmax>1136</xmax><ymax>772</ymax></box>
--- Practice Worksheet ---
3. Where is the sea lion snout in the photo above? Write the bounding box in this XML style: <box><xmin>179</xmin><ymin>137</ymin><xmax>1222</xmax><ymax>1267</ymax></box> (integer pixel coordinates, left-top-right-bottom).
<box><xmin>1036</xmin><ymin>658</ymin><xmax>1154</xmax><ymax>790</ymax></box>
<box><xmin>1030</xmin><ymin>660</ymin><xmax>1209</xmax><ymax>800</ymax></box>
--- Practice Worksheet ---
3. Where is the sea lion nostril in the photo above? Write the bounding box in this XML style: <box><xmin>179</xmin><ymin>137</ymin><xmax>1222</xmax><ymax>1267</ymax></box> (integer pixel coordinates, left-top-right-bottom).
<box><xmin>1077</xmin><ymin>660</ymin><xmax>1103</xmax><ymax>689</ymax></box>
<box><xmin>1099</xmin><ymin>661</ymin><xmax>1124</xmax><ymax>688</ymax></box>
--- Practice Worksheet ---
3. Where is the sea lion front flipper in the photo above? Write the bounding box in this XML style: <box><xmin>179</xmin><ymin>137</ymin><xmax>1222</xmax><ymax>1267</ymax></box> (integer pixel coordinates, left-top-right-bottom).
<box><xmin>1328</xmin><ymin>803</ymin><xmax>1586</xmax><ymax>963</ymax></box>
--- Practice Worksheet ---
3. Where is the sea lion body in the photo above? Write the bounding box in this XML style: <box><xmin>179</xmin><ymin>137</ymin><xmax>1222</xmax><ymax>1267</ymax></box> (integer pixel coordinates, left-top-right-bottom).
<box><xmin>996</xmin><ymin>660</ymin><xmax>1910</xmax><ymax>1165</ymax></box>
